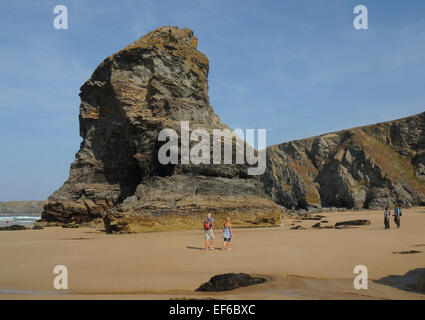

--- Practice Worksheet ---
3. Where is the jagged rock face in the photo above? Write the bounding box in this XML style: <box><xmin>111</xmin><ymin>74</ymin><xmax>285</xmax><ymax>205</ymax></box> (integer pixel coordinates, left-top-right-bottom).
<box><xmin>42</xmin><ymin>26</ymin><xmax>280</xmax><ymax>231</ymax></box>
<box><xmin>263</xmin><ymin>112</ymin><xmax>425</xmax><ymax>210</ymax></box>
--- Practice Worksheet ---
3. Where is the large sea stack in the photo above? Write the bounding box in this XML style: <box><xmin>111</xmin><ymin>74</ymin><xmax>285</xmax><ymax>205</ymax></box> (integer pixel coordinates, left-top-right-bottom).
<box><xmin>42</xmin><ymin>26</ymin><xmax>281</xmax><ymax>232</ymax></box>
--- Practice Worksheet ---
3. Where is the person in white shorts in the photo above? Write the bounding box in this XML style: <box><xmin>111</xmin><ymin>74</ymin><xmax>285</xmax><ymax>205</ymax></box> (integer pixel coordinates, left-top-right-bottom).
<box><xmin>204</xmin><ymin>213</ymin><xmax>215</xmax><ymax>251</ymax></box>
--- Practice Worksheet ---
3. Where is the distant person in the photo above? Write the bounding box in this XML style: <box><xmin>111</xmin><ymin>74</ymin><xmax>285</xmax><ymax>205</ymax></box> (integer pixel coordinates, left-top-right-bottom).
<box><xmin>394</xmin><ymin>205</ymin><xmax>402</xmax><ymax>229</ymax></box>
<box><xmin>384</xmin><ymin>207</ymin><xmax>391</xmax><ymax>230</ymax></box>
<box><xmin>222</xmin><ymin>218</ymin><xmax>233</xmax><ymax>251</ymax></box>
<box><xmin>204</xmin><ymin>213</ymin><xmax>215</xmax><ymax>251</ymax></box>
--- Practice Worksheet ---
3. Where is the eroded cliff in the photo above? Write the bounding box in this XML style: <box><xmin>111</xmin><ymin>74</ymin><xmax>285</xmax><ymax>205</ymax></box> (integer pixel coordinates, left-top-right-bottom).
<box><xmin>263</xmin><ymin>112</ymin><xmax>425</xmax><ymax>209</ymax></box>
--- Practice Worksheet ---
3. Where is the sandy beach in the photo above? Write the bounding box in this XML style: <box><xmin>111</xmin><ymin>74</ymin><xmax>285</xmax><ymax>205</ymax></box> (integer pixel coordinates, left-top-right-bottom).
<box><xmin>0</xmin><ymin>207</ymin><xmax>424</xmax><ymax>300</ymax></box>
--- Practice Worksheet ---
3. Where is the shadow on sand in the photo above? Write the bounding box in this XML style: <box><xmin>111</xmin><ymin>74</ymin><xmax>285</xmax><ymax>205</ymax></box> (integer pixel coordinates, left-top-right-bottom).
<box><xmin>375</xmin><ymin>268</ymin><xmax>425</xmax><ymax>295</ymax></box>
<box><xmin>186</xmin><ymin>246</ymin><xmax>221</xmax><ymax>251</ymax></box>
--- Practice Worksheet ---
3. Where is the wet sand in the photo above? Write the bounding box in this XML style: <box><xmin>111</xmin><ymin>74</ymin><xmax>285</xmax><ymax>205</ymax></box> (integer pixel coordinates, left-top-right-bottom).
<box><xmin>0</xmin><ymin>207</ymin><xmax>425</xmax><ymax>299</ymax></box>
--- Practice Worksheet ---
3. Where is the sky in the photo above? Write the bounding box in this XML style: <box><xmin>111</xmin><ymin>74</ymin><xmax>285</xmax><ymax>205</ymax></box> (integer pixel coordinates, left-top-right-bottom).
<box><xmin>1</xmin><ymin>0</ymin><xmax>425</xmax><ymax>201</ymax></box>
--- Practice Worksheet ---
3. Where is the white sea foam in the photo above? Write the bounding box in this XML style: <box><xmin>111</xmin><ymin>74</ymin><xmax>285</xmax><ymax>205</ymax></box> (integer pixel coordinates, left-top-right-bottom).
<box><xmin>0</xmin><ymin>215</ymin><xmax>40</xmax><ymax>226</ymax></box>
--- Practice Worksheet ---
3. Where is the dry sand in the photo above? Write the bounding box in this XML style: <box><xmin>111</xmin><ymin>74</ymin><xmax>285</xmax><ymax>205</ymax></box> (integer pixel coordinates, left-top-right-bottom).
<box><xmin>0</xmin><ymin>207</ymin><xmax>425</xmax><ymax>300</ymax></box>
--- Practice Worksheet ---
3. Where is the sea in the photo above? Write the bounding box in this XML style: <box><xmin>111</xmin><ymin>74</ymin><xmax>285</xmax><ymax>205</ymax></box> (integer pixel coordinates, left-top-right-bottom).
<box><xmin>0</xmin><ymin>214</ymin><xmax>41</xmax><ymax>227</ymax></box>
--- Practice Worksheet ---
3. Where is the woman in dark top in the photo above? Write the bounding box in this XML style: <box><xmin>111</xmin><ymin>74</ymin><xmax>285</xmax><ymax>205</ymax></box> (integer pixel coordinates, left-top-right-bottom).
<box><xmin>384</xmin><ymin>207</ymin><xmax>391</xmax><ymax>230</ymax></box>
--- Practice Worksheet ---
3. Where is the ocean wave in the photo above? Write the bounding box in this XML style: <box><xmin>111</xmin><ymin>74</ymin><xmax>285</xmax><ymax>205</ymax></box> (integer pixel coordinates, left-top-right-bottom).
<box><xmin>0</xmin><ymin>216</ymin><xmax>40</xmax><ymax>221</ymax></box>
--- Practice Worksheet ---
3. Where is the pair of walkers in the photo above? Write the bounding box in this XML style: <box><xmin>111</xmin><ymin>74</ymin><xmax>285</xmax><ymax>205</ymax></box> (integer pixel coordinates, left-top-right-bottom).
<box><xmin>203</xmin><ymin>213</ymin><xmax>233</xmax><ymax>251</ymax></box>
<box><xmin>384</xmin><ymin>205</ymin><xmax>402</xmax><ymax>229</ymax></box>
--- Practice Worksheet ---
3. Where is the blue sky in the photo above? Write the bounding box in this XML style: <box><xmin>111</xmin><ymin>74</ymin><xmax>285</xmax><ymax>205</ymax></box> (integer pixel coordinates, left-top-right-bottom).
<box><xmin>1</xmin><ymin>0</ymin><xmax>425</xmax><ymax>201</ymax></box>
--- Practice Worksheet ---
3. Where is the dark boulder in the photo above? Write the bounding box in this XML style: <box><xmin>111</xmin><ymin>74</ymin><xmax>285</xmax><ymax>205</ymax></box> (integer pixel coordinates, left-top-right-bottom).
<box><xmin>335</xmin><ymin>220</ymin><xmax>371</xmax><ymax>227</ymax></box>
<box><xmin>0</xmin><ymin>225</ymin><xmax>28</xmax><ymax>231</ymax></box>
<box><xmin>195</xmin><ymin>273</ymin><xmax>265</xmax><ymax>292</ymax></box>
<box><xmin>393</xmin><ymin>250</ymin><xmax>422</xmax><ymax>254</ymax></box>
<box><xmin>291</xmin><ymin>225</ymin><xmax>306</xmax><ymax>230</ymax></box>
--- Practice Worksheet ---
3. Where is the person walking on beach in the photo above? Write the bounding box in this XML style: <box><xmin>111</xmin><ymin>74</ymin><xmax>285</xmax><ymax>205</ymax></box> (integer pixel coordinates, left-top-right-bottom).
<box><xmin>394</xmin><ymin>205</ymin><xmax>402</xmax><ymax>229</ymax></box>
<box><xmin>222</xmin><ymin>217</ymin><xmax>233</xmax><ymax>251</ymax></box>
<box><xmin>204</xmin><ymin>213</ymin><xmax>215</xmax><ymax>251</ymax></box>
<box><xmin>384</xmin><ymin>207</ymin><xmax>391</xmax><ymax>230</ymax></box>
